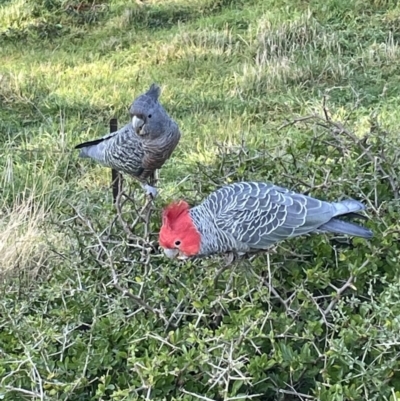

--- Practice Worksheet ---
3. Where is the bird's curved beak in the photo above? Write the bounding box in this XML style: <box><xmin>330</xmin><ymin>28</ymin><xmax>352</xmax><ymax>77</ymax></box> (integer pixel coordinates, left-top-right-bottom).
<box><xmin>163</xmin><ymin>248</ymin><xmax>189</xmax><ymax>260</ymax></box>
<box><xmin>132</xmin><ymin>115</ymin><xmax>145</xmax><ymax>135</ymax></box>
<box><xmin>163</xmin><ymin>248</ymin><xmax>179</xmax><ymax>259</ymax></box>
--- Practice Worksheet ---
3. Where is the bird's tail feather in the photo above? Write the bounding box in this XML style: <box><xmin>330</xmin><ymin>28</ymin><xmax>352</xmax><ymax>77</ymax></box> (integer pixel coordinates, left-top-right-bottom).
<box><xmin>75</xmin><ymin>139</ymin><xmax>104</xmax><ymax>159</ymax></box>
<box><xmin>77</xmin><ymin>147</ymin><xmax>90</xmax><ymax>158</ymax></box>
<box><xmin>318</xmin><ymin>199</ymin><xmax>373</xmax><ymax>238</ymax></box>
<box><xmin>342</xmin><ymin>212</ymin><xmax>368</xmax><ymax>221</ymax></box>
<box><xmin>75</xmin><ymin>137</ymin><xmax>105</xmax><ymax>150</ymax></box>
<box><xmin>332</xmin><ymin>199</ymin><xmax>365</xmax><ymax>217</ymax></box>
<box><xmin>76</xmin><ymin>143</ymin><xmax>106</xmax><ymax>162</ymax></box>
<box><xmin>318</xmin><ymin>218</ymin><xmax>373</xmax><ymax>238</ymax></box>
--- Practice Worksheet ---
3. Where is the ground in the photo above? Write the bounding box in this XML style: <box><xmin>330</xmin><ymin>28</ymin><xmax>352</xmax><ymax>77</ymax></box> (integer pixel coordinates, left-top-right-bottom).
<box><xmin>1</xmin><ymin>0</ymin><xmax>400</xmax><ymax>400</ymax></box>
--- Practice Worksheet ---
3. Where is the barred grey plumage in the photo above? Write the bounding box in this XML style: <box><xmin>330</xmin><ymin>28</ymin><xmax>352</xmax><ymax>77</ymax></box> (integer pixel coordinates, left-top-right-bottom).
<box><xmin>75</xmin><ymin>83</ymin><xmax>181</xmax><ymax>197</ymax></box>
<box><xmin>159</xmin><ymin>181</ymin><xmax>373</xmax><ymax>259</ymax></box>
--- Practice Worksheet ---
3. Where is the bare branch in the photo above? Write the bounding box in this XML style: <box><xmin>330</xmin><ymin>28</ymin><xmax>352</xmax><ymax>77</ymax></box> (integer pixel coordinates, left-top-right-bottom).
<box><xmin>181</xmin><ymin>388</ymin><xmax>218</xmax><ymax>401</ymax></box>
<box><xmin>279</xmin><ymin>388</ymin><xmax>316</xmax><ymax>400</ymax></box>
<box><xmin>324</xmin><ymin>275</ymin><xmax>355</xmax><ymax>317</ymax></box>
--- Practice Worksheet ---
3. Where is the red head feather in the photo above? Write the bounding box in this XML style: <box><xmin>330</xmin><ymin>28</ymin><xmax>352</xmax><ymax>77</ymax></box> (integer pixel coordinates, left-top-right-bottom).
<box><xmin>159</xmin><ymin>201</ymin><xmax>201</xmax><ymax>257</ymax></box>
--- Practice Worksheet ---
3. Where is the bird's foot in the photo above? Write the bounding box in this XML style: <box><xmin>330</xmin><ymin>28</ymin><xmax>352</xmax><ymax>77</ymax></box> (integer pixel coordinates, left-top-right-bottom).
<box><xmin>223</xmin><ymin>252</ymin><xmax>236</xmax><ymax>266</ymax></box>
<box><xmin>142</xmin><ymin>184</ymin><xmax>158</xmax><ymax>199</ymax></box>
<box><xmin>223</xmin><ymin>251</ymin><xmax>245</xmax><ymax>266</ymax></box>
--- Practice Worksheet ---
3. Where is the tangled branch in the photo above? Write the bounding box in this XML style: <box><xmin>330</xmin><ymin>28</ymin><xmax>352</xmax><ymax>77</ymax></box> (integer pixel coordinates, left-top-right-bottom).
<box><xmin>278</xmin><ymin>96</ymin><xmax>399</xmax><ymax>198</ymax></box>
<box><xmin>69</xmin><ymin>180</ymin><xmax>176</xmax><ymax>329</ymax></box>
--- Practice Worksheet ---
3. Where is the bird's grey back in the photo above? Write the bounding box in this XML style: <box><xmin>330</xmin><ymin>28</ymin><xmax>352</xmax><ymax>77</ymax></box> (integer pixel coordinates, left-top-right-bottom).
<box><xmin>193</xmin><ymin>182</ymin><xmax>340</xmax><ymax>251</ymax></box>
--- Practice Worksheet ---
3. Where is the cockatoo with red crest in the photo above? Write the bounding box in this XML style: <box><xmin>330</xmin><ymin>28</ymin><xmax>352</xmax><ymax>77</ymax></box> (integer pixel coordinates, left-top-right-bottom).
<box><xmin>159</xmin><ymin>181</ymin><xmax>373</xmax><ymax>259</ymax></box>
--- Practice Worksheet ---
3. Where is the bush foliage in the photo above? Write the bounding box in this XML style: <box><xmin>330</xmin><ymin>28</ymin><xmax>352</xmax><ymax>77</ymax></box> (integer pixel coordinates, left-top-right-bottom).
<box><xmin>1</xmin><ymin>0</ymin><xmax>400</xmax><ymax>400</ymax></box>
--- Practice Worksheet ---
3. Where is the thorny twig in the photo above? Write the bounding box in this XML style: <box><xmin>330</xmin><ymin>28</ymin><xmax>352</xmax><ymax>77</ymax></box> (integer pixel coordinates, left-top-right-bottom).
<box><xmin>70</xmin><ymin>199</ymin><xmax>175</xmax><ymax>329</ymax></box>
<box><xmin>108</xmin><ymin>262</ymin><xmax>173</xmax><ymax>328</ymax></box>
<box><xmin>277</xmin><ymin>96</ymin><xmax>399</xmax><ymax>198</ymax></box>
<box><xmin>279</xmin><ymin>388</ymin><xmax>316</xmax><ymax>400</ymax></box>
<box><xmin>115</xmin><ymin>189</ymin><xmax>154</xmax><ymax>242</ymax></box>
<box><xmin>180</xmin><ymin>389</ymin><xmax>217</xmax><ymax>401</ymax></box>
<box><xmin>324</xmin><ymin>275</ymin><xmax>355</xmax><ymax>317</ymax></box>
<box><xmin>282</xmin><ymin>168</ymin><xmax>332</xmax><ymax>196</ymax></box>
<box><xmin>111</xmin><ymin>170</ymin><xmax>123</xmax><ymax>205</ymax></box>
<box><xmin>262</xmin><ymin>252</ymin><xmax>298</xmax><ymax>318</ymax></box>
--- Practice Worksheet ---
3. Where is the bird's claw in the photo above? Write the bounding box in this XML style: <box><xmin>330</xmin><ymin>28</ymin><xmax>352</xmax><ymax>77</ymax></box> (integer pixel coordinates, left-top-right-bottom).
<box><xmin>223</xmin><ymin>252</ymin><xmax>236</xmax><ymax>266</ymax></box>
<box><xmin>142</xmin><ymin>184</ymin><xmax>158</xmax><ymax>199</ymax></box>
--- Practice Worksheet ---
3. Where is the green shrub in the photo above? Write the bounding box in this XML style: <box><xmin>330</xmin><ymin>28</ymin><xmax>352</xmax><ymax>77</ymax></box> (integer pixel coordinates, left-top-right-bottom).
<box><xmin>2</xmin><ymin>0</ymin><xmax>400</xmax><ymax>399</ymax></box>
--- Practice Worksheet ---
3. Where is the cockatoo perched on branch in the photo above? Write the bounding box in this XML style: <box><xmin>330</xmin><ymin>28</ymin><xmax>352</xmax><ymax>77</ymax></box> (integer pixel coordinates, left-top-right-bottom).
<box><xmin>75</xmin><ymin>83</ymin><xmax>181</xmax><ymax>198</ymax></box>
<box><xmin>159</xmin><ymin>181</ymin><xmax>373</xmax><ymax>259</ymax></box>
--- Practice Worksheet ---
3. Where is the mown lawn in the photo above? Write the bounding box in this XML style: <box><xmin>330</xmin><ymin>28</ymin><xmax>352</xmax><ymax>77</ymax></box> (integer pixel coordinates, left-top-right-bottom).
<box><xmin>1</xmin><ymin>0</ymin><xmax>400</xmax><ymax>400</ymax></box>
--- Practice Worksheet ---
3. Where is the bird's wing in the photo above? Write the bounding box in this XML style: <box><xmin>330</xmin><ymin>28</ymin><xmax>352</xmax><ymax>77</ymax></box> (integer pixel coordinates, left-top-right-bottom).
<box><xmin>210</xmin><ymin>182</ymin><xmax>335</xmax><ymax>248</ymax></box>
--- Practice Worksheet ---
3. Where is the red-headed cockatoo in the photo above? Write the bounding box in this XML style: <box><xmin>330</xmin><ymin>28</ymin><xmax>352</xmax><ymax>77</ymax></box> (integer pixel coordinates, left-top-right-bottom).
<box><xmin>159</xmin><ymin>181</ymin><xmax>373</xmax><ymax>259</ymax></box>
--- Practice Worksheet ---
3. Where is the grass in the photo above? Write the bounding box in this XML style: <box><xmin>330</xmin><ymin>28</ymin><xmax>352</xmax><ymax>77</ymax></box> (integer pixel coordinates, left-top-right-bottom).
<box><xmin>1</xmin><ymin>0</ymin><xmax>400</xmax><ymax>400</ymax></box>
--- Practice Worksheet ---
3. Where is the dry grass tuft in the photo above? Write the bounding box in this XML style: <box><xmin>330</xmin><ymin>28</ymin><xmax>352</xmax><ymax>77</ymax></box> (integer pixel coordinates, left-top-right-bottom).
<box><xmin>0</xmin><ymin>194</ymin><xmax>62</xmax><ymax>279</ymax></box>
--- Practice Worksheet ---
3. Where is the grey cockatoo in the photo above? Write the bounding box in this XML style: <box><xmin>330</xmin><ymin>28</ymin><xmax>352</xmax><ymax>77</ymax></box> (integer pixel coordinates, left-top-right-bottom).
<box><xmin>75</xmin><ymin>84</ymin><xmax>181</xmax><ymax>198</ymax></box>
<box><xmin>159</xmin><ymin>181</ymin><xmax>373</xmax><ymax>259</ymax></box>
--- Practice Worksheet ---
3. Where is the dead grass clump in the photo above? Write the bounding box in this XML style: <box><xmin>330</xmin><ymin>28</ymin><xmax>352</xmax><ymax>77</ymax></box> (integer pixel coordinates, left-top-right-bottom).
<box><xmin>0</xmin><ymin>194</ymin><xmax>61</xmax><ymax>279</ymax></box>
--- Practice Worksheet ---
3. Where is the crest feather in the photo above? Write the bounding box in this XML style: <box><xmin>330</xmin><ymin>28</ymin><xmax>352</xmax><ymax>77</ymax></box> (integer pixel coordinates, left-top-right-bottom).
<box><xmin>146</xmin><ymin>83</ymin><xmax>161</xmax><ymax>100</ymax></box>
<box><xmin>162</xmin><ymin>201</ymin><xmax>190</xmax><ymax>228</ymax></box>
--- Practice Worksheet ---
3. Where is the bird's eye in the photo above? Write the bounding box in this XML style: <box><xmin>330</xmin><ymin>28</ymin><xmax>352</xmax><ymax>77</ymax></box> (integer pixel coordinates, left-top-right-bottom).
<box><xmin>174</xmin><ymin>240</ymin><xmax>181</xmax><ymax>247</ymax></box>
<box><xmin>148</xmin><ymin>114</ymin><xmax>152</xmax><ymax>118</ymax></box>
